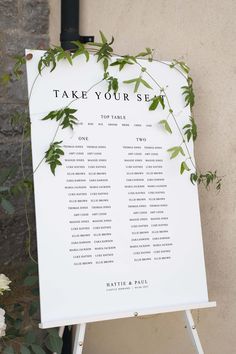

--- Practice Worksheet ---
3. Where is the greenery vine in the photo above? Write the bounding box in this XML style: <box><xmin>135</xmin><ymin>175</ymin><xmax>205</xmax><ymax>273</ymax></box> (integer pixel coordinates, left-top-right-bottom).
<box><xmin>28</xmin><ymin>31</ymin><xmax>221</xmax><ymax>189</ymax></box>
<box><xmin>0</xmin><ymin>30</ymin><xmax>222</xmax><ymax>353</ymax></box>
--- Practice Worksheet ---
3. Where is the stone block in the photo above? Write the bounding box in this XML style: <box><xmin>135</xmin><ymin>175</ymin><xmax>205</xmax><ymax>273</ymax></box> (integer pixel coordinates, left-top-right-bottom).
<box><xmin>0</xmin><ymin>0</ymin><xmax>49</xmax><ymax>263</ymax></box>
<box><xmin>0</xmin><ymin>210</ymin><xmax>37</xmax><ymax>265</ymax></box>
<box><xmin>3</xmin><ymin>30</ymin><xmax>48</xmax><ymax>56</ymax></box>
<box><xmin>0</xmin><ymin>0</ymin><xmax>18</xmax><ymax>31</ymax></box>
<box><xmin>22</xmin><ymin>0</ymin><xmax>49</xmax><ymax>35</ymax></box>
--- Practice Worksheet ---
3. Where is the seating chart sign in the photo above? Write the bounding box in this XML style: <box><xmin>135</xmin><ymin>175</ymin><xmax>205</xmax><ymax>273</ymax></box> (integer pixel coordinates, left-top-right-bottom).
<box><xmin>26</xmin><ymin>50</ymin><xmax>211</xmax><ymax>328</ymax></box>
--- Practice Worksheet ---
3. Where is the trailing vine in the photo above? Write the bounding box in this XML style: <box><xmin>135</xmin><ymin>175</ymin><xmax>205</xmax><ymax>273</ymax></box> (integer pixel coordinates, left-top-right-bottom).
<box><xmin>1</xmin><ymin>30</ymin><xmax>223</xmax><ymax>230</ymax></box>
<box><xmin>0</xmin><ymin>29</ymin><xmax>223</xmax><ymax>354</ymax></box>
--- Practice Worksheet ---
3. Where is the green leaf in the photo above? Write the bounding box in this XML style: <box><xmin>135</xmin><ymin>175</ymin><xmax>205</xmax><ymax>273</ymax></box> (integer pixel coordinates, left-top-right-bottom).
<box><xmin>112</xmin><ymin>78</ymin><xmax>118</xmax><ymax>92</ymax></box>
<box><xmin>110</xmin><ymin>57</ymin><xmax>134</xmax><ymax>71</ymax></box>
<box><xmin>149</xmin><ymin>96</ymin><xmax>159</xmax><ymax>110</ymax></box>
<box><xmin>196</xmin><ymin>170</ymin><xmax>222</xmax><ymax>190</ymax></box>
<box><xmin>12</xmin><ymin>55</ymin><xmax>26</xmax><ymax>80</ymax></box>
<box><xmin>1</xmin><ymin>73</ymin><xmax>11</xmax><ymax>85</ymax></box>
<box><xmin>170</xmin><ymin>60</ymin><xmax>190</xmax><ymax>74</ymax></box>
<box><xmin>99</xmin><ymin>31</ymin><xmax>107</xmax><ymax>44</ymax></box>
<box><xmin>106</xmin><ymin>76</ymin><xmax>119</xmax><ymax>93</ymax></box>
<box><xmin>38</xmin><ymin>48</ymin><xmax>59</xmax><ymax>74</ymax></box>
<box><xmin>134</xmin><ymin>78</ymin><xmax>141</xmax><ymax>93</ymax></box>
<box><xmin>93</xmin><ymin>32</ymin><xmax>113</xmax><ymax>63</ymax></box>
<box><xmin>135</xmin><ymin>48</ymin><xmax>153</xmax><ymax>60</ymax></box>
<box><xmin>24</xmin><ymin>275</ymin><xmax>38</xmax><ymax>286</ymax></box>
<box><xmin>31</xmin><ymin>344</ymin><xmax>46</xmax><ymax>354</ymax></box>
<box><xmin>42</xmin><ymin>108</ymin><xmax>78</xmax><ymax>130</ymax></box>
<box><xmin>0</xmin><ymin>198</ymin><xmax>15</xmax><ymax>215</ymax></box>
<box><xmin>183</xmin><ymin>117</ymin><xmax>197</xmax><ymax>142</ymax></box>
<box><xmin>45</xmin><ymin>334</ymin><xmax>63</xmax><ymax>354</ymax></box>
<box><xmin>3</xmin><ymin>347</ymin><xmax>15</xmax><ymax>354</ymax></box>
<box><xmin>149</xmin><ymin>95</ymin><xmax>165</xmax><ymax>110</ymax></box>
<box><xmin>20</xmin><ymin>345</ymin><xmax>31</xmax><ymax>354</ymax></box>
<box><xmin>123</xmin><ymin>78</ymin><xmax>138</xmax><ymax>84</ymax></box>
<box><xmin>159</xmin><ymin>120</ymin><xmax>172</xmax><ymax>134</ymax></box>
<box><xmin>24</xmin><ymin>330</ymin><xmax>36</xmax><ymax>344</ymax></box>
<box><xmin>190</xmin><ymin>173</ymin><xmax>198</xmax><ymax>185</ymax></box>
<box><xmin>25</xmin><ymin>261</ymin><xmax>38</xmax><ymax>275</ymax></box>
<box><xmin>45</xmin><ymin>141</ymin><xmax>64</xmax><ymax>175</ymax></box>
<box><xmin>182</xmin><ymin>78</ymin><xmax>195</xmax><ymax>109</ymax></box>
<box><xmin>180</xmin><ymin>161</ymin><xmax>190</xmax><ymax>174</ymax></box>
<box><xmin>123</xmin><ymin>76</ymin><xmax>152</xmax><ymax>93</ymax></box>
<box><xmin>140</xmin><ymin>78</ymin><xmax>152</xmax><ymax>90</ymax></box>
<box><xmin>14</xmin><ymin>318</ymin><xmax>23</xmax><ymax>329</ymax></box>
<box><xmin>47</xmin><ymin>328</ymin><xmax>59</xmax><ymax>337</ymax></box>
<box><xmin>123</xmin><ymin>78</ymin><xmax>140</xmax><ymax>92</ymax></box>
<box><xmin>103</xmin><ymin>58</ymin><xmax>109</xmax><ymax>72</ymax></box>
<box><xmin>7</xmin><ymin>327</ymin><xmax>21</xmax><ymax>338</ymax></box>
<box><xmin>167</xmin><ymin>146</ymin><xmax>185</xmax><ymax>159</ymax></box>
<box><xmin>71</xmin><ymin>41</ymin><xmax>90</xmax><ymax>62</ymax></box>
<box><xmin>29</xmin><ymin>301</ymin><xmax>39</xmax><ymax>316</ymax></box>
<box><xmin>64</xmin><ymin>51</ymin><xmax>72</xmax><ymax>65</ymax></box>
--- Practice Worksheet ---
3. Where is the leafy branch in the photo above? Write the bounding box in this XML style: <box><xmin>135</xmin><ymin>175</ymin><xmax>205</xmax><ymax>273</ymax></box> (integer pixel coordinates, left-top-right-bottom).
<box><xmin>135</xmin><ymin>47</ymin><xmax>154</xmax><ymax>61</ymax></box>
<box><xmin>1</xmin><ymin>54</ymin><xmax>33</xmax><ymax>85</ymax></box>
<box><xmin>183</xmin><ymin>117</ymin><xmax>197</xmax><ymax>142</ymax></box>
<box><xmin>38</xmin><ymin>46</ymin><xmax>77</xmax><ymax>74</ymax></box>
<box><xmin>149</xmin><ymin>95</ymin><xmax>165</xmax><ymax>110</ymax></box>
<box><xmin>169</xmin><ymin>59</ymin><xmax>190</xmax><ymax>75</ymax></box>
<box><xmin>139</xmin><ymin>61</ymin><xmax>221</xmax><ymax>189</ymax></box>
<box><xmin>2</xmin><ymin>34</ymin><xmax>222</xmax><ymax>202</ymax></box>
<box><xmin>104</xmin><ymin>74</ymin><xmax>119</xmax><ymax>93</ymax></box>
<box><xmin>90</xmin><ymin>31</ymin><xmax>114</xmax><ymax>73</ymax></box>
<box><xmin>182</xmin><ymin>77</ymin><xmax>195</xmax><ymax>110</ymax></box>
<box><xmin>71</xmin><ymin>40</ymin><xmax>90</xmax><ymax>62</ymax></box>
<box><xmin>123</xmin><ymin>67</ymin><xmax>152</xmax><ymax>93</ymax></box>
<box><xmin>190</xmin><ymin>171</ymin><xmax>222</xmax><ymax>191</ymax></box>
<box><xmin>42</xmin><ymin>108</ymin><xmax>78</xmax><ymax>130</ymax></box>
<box><xmin>44</xmin><ymin>141</ymin><xmax>64</xmax><ymax>175</ymax></box>
<box><xmin>110</xmin><ymin>56</ymin><xmax>135</xmax><ymax>71</ymax></box>
<box><xmin>167</xmin><ymin>146</ymin><xmax>185</xmax><ymax>159</ymax></box>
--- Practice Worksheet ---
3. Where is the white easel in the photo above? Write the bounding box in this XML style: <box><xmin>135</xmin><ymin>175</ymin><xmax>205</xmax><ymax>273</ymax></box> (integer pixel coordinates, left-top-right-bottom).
<box><xmin>55</xmin><ymin>307</ymin><xmax>211</xmax><ymax>354</ymax></box>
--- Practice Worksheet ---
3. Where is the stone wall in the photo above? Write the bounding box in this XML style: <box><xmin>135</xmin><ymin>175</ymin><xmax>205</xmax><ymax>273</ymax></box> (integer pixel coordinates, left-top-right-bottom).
<box><xmin>0</xmin><ymin>0</ymin><xmax>50</xmax><ymax>265</ymax></box>
<box><xmin>50</xmin><ymin>1</ymin><xmax>236</xmax><ymax>353</ymax></box>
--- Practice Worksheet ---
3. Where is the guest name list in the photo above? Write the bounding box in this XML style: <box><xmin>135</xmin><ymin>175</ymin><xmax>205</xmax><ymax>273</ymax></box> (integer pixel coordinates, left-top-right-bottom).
<box><xmin>64</xmin><ymin>130</ymin><xmax>172</xmax><ymax>267</ymax></box>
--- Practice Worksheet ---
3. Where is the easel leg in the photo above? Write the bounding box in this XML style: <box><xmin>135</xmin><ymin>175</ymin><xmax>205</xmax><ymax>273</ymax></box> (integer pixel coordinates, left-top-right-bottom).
<box><xmin>184</xmin><ymin>310</ymin><xmax>204</xmax><ymax>354</ymax></box>
<box><xmin>73</xmin><ymin>323</ymin><xmax>86</xmax><ymax>354</ymax></box>
<box><xmin>53</xmin><ymin>326</ymin><xmax>65</xmax><ymax>354</ymax></box>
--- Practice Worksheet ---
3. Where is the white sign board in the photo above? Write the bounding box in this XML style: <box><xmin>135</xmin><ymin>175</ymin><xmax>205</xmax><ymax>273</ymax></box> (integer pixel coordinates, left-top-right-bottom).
<box><xmin>26</xmin><ymin>50</ymin><xmax>213</xmax><ymax>328</ymax></box>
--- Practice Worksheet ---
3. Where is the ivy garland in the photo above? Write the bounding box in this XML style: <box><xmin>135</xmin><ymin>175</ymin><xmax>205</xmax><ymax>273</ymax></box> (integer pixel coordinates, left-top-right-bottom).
<box><xmin>1</xmin><ymin>31</ymin><xmax>222</xmax><ymax>217</ymax></box>
<box><xmin>0</xmin><ymin>30</ymin><xmax>222</xmax><ymax>354</ymax></box>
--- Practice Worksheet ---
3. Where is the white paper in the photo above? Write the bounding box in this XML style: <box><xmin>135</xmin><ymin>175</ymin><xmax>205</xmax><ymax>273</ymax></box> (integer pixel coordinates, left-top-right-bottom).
<box><xmin>26</xmin><ymin>50</ymin><xmax>209</xmax><ymax>327</ymax></box>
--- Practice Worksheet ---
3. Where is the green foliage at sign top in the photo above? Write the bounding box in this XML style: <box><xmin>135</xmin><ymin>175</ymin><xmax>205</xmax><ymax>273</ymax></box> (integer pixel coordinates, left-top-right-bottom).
<box><xmin>0</xmin><ymin>30</ymin><xmax>222</xmax><ymax>219</ymax></box>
